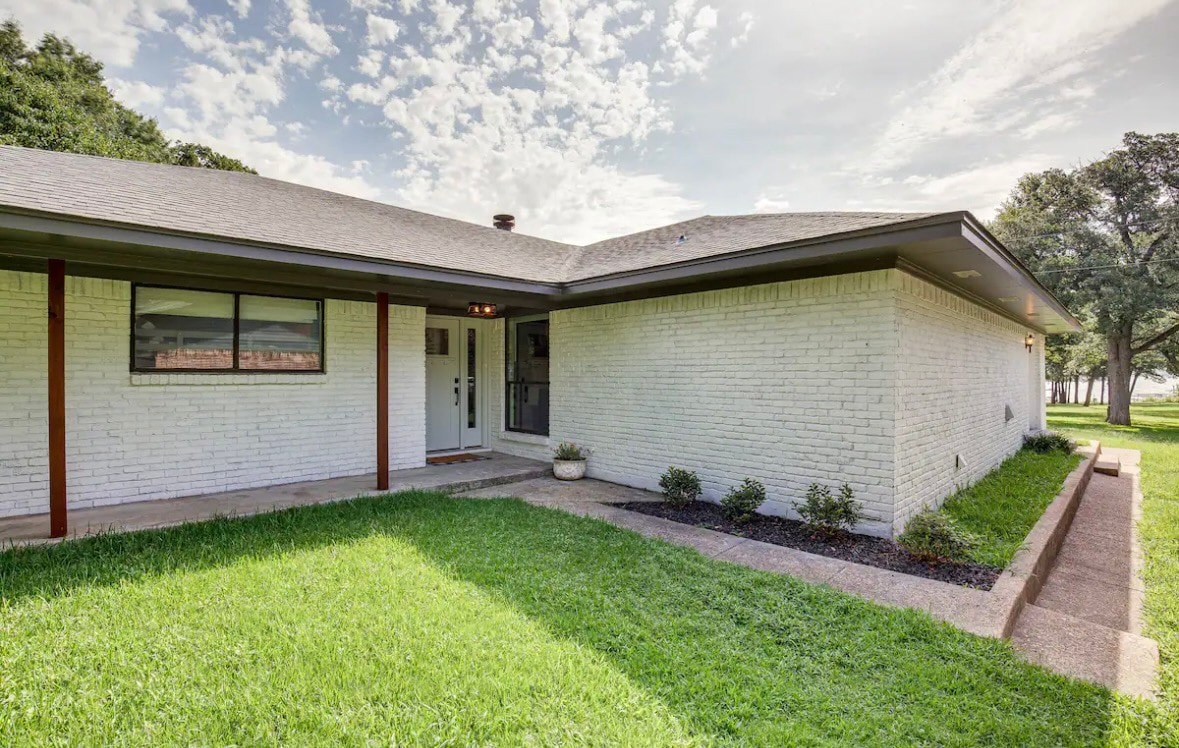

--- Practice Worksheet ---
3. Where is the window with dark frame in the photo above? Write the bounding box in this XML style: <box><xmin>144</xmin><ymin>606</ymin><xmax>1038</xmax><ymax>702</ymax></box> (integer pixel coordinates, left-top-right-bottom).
<box><xmin>132</xmin><ymin>285</ymin><xmax>324</xmax><ymax>372</ymax></box>
<box><xmin>505</xmin><ymin>316</ymin><xmax>549</xmax><ymax>435</ymax></box>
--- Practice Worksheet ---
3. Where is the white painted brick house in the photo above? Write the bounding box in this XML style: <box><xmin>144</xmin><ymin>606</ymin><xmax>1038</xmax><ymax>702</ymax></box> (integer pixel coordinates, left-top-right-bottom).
<box><xmin>0</xmin><ymin>146</ymin><xmax>1076</xmax><ymax>538</ymax></box>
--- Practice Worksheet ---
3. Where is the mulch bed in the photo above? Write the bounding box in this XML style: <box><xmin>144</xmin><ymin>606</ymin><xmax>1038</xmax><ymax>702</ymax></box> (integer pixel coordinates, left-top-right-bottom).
<box><xmin>613</xmin><ymin>501</ymin><xmax>1000</xmax><ymax>590</ymax></box>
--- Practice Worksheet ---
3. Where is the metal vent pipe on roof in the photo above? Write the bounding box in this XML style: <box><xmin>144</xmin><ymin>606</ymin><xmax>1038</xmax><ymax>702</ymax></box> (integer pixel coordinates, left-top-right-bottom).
<box><xmin>493</xmin><ymin>214</ymin><xmax>515</xmax><ymax>231</ymax></box>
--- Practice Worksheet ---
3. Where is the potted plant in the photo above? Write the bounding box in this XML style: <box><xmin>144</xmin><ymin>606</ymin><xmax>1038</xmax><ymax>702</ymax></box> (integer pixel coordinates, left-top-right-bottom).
<box><xmin>552</xmin><ymin>442</ymin><xmax>588</xmax><ymax>480</ymax></box>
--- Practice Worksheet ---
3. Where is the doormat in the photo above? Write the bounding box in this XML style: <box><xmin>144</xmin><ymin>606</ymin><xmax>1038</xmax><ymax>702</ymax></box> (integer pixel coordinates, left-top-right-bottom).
<box><xmin>426</xmin><ymin>453</ymin><xmax>490</xmax><ymax>465</ymax></box>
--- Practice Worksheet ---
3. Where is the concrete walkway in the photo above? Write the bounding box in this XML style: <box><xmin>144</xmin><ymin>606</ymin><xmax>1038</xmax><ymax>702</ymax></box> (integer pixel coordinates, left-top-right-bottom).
<box><xmin>1011</xmin><ymin>448</ymin><xmax>1159</xmax><ymax>697</ymax></box>
<box><xmin>0</xmin><ymin>453</ymin><xmax>548</xmax><ymax>547</ymax></box>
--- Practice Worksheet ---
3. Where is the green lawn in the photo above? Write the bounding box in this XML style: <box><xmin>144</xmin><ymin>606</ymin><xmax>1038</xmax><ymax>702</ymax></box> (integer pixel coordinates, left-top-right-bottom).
<box><xmin>0</xmin><ymin>490</ymin><xmax>1130</xmax><ymax>746</ymax></box>
<box><xmin>1049</xmin><ymin>402</ymin><xmax>1179</xmax><ymax>746</ymax></box>
<box><xmin>939</xmin><ymin>449</ymin><xmax>1082</xmax><ymax>568</ymax></box>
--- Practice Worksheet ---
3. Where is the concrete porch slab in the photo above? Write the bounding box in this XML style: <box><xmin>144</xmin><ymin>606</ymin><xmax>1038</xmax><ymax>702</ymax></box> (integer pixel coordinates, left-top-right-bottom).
<box><xmin>0</xmin><ymin>452</ymin><xmax>548</xmax><ymax>547</ymax></box>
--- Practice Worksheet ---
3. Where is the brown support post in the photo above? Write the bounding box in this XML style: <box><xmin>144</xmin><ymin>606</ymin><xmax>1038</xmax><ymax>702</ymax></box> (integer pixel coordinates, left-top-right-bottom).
<box><xmin>376</xmin><ymin>292</ymin><xmax>389</xmax><ymax>490</ymax></box>
<box><xmin>47</xmin><ymin>259</ymin><xmax>67</xmax><ymax>538</ymax></box>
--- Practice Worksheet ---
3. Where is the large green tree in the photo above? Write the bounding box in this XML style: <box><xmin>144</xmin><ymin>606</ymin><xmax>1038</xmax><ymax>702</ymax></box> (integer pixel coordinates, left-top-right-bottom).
<box><xmin>993</xmin><ymin>132</ymin><xmax>1179</xmax><ymax>425</ymax></box>
<box><xmin>0</xmin><ymin>21</ymin><xmax>252</xmax><ymax>172</ymax></box>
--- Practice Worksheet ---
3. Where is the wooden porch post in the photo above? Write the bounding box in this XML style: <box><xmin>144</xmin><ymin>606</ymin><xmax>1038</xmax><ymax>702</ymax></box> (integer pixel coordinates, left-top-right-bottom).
<box><xmin>376</xmin><ymin>292</ymin><xmax>389</xmax><ymax>490</ymax></box>
<box><xmin>47</xmin><ymin>259</ymin><xmax>67</xmax><ymax>538</ymax></box>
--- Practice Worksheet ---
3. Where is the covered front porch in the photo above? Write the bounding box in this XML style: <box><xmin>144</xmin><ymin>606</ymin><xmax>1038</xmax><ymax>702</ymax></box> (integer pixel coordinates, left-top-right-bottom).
<box><xmin>0</xmin><ymin>212</ymin><xmax>560</xmax><ymax>539</ymax></box>
<box><xmin>0</xmin><ymin>452</ymin><xmax>547</xmax><ymax>547</ymax></box>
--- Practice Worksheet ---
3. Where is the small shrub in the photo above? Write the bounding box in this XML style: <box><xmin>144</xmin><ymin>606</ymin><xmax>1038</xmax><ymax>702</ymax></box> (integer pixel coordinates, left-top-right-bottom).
<box><xmin>721</xmin><ymin>478</ymin><xmax>766</xmax><ymax>521</ymax></box>
<box><xmin>659</xmin><ymin>466</ymin><xmax>701</xmax><ymax>507</ymax></box>
<box><xmin>553</xmin><ymin>442</ymin><xmax>586</xmax><ymax>461</ymax></box>
<box><xmin>898</xmin><ymin>510</ymin><xmax>978</xmax><ymax>563</ymax></box>
<box><xmin>1022</xmin><ymin>431</ymin><xmax>1074</xmax><ymax>454</ymax></box>
<box><xmin>794</xmin><ymin>482</ymin><xmax>864</xmax><ymax>535</ymax></box>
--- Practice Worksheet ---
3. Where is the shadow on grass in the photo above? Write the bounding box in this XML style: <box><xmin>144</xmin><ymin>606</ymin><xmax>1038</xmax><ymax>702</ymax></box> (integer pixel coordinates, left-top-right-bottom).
<box><xmin>0</xmin><ymin>490</ymin><xmax>1123</xmax><ymax>746</ymax></box>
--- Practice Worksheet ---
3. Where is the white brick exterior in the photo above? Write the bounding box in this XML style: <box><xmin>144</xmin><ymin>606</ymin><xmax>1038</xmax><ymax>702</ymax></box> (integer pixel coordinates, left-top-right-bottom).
<box><xmin>533</xmin><ymin>269</ymin><xmax>1044</xmax><ymax>536</ymax></box>
<box><xmin>545</xmin><ymin>270</ymin><xmax>899</xmax><ymax>534</ymax></box>
<box><xmin>0</xmin><ymin>270</ymin><xmax>424</xmax><ymax>518</ymax></box>
<box><xmin>0</xmin><ymin>265</ymin><xmax>1045</xmax><ymax>533</ymax></box>
<box><xmin>892</xmin><ymin>272</ymin><xmax>1044</xmax><ymax>532</ymax></box>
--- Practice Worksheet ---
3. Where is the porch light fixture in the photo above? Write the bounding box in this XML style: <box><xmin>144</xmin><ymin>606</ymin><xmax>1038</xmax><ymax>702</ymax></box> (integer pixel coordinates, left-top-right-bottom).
<box><xmin>467</xmin><ymin>302</ymin><xmax>497</xmax><ymax>318</ymax></box>
<box><xmin>1025</xmin><ymin>332</ymin><xmax>1035</xmax><ymax>352</ymax></box>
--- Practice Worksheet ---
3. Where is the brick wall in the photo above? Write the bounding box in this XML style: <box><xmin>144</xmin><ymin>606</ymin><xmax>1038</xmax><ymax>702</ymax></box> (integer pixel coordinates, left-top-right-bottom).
<box><xmin>0</xmin><ymin>270</ymin><xmax>424</xmax><ymax>518</ymax></box>
<box><xmin>0</xmin><ymin>271</ymin><xmax>46</xmax><ymax>517</ymax></box>
<box><xmin>548</xmin><ymin>270</ymin><xmax>900</xmax><ymax>534</ymax></box>
<box><xmin>892</xmin><ymin>272</ymin><xmax>1041</xmax><ymax>532</ymax></box>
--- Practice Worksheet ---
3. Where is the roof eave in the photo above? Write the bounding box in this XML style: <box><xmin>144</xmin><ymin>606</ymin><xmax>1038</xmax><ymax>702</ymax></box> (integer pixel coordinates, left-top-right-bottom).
<box><xmin>0</xmin><ymin>207</ymin><xmax>563</xmax><ymax>297</ymax></box>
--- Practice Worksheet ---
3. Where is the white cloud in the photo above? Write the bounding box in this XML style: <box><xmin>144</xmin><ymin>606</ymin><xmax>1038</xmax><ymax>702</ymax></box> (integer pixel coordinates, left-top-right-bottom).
<box><xmin>227</xmin><ymin>0</ymin><xmax>249</xmax><ymax>18</ymax></box>
<box><xmin>855</xmin><ymin>156</ymin><xmax>1057</xmax><ymax>218</ymax></box>
<box><xmin>320</xmin><ymin>0</ymin><xmax>704</xmax><ymax>241</ymax></box>
<box><xmin>284</xmin><ymin>0</ymin><xmax>338</xmax><ymax>57</ymax></box>
<box><xmin>365</xmin><ymin>14</ymin><xmax>400</xmax><ymax>46</ymax></box>
<box><xmin>660</xmin><ymin>0</ymin><xmax>722</xmax><ymax>77</ymax></box>
<box><xmin>752</xmin><ymin>187</ymin><xmax>790</xmax><ymax>214</ymax></box>
<box><xmin>864</xmin><ymin>0</ymin><xmax>1170</xmax><ymax>172</ymax></box>
<box><xmin>356</xmin><ymin>49</ymin><xmax>384</xmax><ymax>78</ymax></box>
<box><xmin>428</xmin><ymin>0</ymin><xmax>465</xmax><ymax>38</ymax></box>
<box><xmin>108</xmin><ymin>78</ymin><xmax>166</xmax><ymax>109</ymax></box>
<box><xmin>1017</xmin><ymin>112</ymin><xmax>1079</xmax><ymax>140</ymax></box>
<box><xmin>731</xmin><ymin>10</ymin><xmax>754</xmax><ymax>48</ymax></box>
<box><xmin>4</xmin><ymin>0</ymin><xmax>190</xmax><ymax>67</ymax></box>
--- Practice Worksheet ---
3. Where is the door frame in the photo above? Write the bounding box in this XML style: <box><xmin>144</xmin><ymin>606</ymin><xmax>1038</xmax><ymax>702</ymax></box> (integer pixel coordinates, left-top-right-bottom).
<box><xmin>425</xmin><ymin>315</ymin><xmax>488</xmax><ymax>452</ymax></box>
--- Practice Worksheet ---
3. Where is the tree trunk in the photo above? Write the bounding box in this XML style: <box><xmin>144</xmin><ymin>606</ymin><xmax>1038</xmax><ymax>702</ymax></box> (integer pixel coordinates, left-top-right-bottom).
<box><xmin>1107</xmin><ymin>332</ymin><xmax>1133</xmax><ymax>426</ymax></box>
<box><xmin>1131</xmin><ymin>372</ymin><xmax>1140</xmax><ymax>395</ymax></box>
<box><xmin>1100</xmin><ymin>377</ymin><xmax>1106</xmax><ymax>404</ymax></box>
<box><xmin>1074</xmin><ymin>376</ymin><xmax>1081</xmax><ymax>404</ymax></box>
<box><xmin>1084</xmin><ymin>377</ymin><xmax>1095</xmax><ymax>406</ymax></box>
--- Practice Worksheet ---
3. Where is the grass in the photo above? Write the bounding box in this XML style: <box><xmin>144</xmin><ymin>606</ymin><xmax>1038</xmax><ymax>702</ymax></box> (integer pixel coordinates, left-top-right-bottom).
<box><xmin>938</xmin><ymin>449</ymin><xmax>1082</xmax><ymax>568</ymax></box>
<box><xmin>0</xmin><ymin>490</ymin><xmax>1128</xmax><ymax>746</ymax></box>
<box><xmin>1049</xmin><ymin>402</ymin><xmax>1179</xmax><ymax>746</ymax></box>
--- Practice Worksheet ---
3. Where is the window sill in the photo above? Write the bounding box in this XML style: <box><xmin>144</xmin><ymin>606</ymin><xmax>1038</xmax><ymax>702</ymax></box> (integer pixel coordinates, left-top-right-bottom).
<box><xmin>129</xmin><ymin>372</ymin><xmax>327</xmax><ymax>386</ymax></box>
<box><xmin>497</xmin><ymin>430</ymin><xmax>549</xmax><ymax>447</ymax></box>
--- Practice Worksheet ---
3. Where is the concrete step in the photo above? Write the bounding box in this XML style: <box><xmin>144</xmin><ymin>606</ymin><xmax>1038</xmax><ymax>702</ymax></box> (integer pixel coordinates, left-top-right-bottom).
<box><xmin>1094</xmin><ymin>457</ymin><xmax>1121</xmax><ymax>476</ymax></box>
<box><xmin>1011</xmin><ymin>604</ymin><xmax>1157</xmax><ymax>697</ymax></box>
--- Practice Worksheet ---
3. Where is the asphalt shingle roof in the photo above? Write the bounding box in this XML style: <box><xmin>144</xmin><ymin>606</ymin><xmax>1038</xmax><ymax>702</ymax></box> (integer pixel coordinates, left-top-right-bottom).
<box><xmin>0</xmin><ymin>146</ymin><xmax>940</xmax><ymax>284</ymax></box>
<box><xmin>572</xmin><ymin>212</ymin><xmax>941</xmax><ymax>278</ymax></box>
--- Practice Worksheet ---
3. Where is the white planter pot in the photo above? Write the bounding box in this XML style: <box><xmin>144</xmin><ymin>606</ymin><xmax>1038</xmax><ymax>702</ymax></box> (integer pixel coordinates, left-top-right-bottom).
<box><xmin>553</xmin><ymin>459</ymin><xmax>587</xmax><ymax>481</ymax></box>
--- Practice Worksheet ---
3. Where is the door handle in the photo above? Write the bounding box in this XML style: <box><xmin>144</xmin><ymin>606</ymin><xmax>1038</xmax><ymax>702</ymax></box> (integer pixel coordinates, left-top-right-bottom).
<box><xmin>454</xmin><ymin>386</ymin><xmax>460</xmax><ymax>406</ymax></box>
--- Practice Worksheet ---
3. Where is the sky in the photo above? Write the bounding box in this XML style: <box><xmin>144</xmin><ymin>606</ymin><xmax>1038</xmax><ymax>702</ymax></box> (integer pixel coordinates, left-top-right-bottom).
<box><xmin>1</xmin><ymin>0</ymin><xmax>1176</xmax><ymax>244</ymax></box>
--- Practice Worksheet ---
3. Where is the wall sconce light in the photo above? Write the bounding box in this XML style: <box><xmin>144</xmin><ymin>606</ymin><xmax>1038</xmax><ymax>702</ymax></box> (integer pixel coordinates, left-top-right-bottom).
<box><xmin>1025</xmin><ymin>332</ymin><xmax>1035</xmax><ymax>352</ymax></box>
<box><xmin>467</xmin><ymin>302</ymin><xmax>498</xmax><ymax>318</ymax></box>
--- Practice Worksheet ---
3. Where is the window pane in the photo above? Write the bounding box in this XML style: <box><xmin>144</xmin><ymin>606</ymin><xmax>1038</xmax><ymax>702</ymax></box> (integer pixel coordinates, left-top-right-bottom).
<box><xmin>238</xmin><ymin>296</ymin><xmax>323</xmax><ymax>370</ymax></box>
<box><xmin>506</xmin><ymin>318</ymin><xmax>549</xmax><ymax>434</ymax></box>
<box><xmin>467</xmin><ymin>328</ymin><xmax>477</xmax><ymax>429</ymax></box>
<box><xmin>425</xmin><ymin>327</ymin><xmax>449</xmax><ymax>355</ymax></box>
<box><xmin>134</xmin><ymin>287</ymin><xmax>234</xmax><ymax>370</ymax></box>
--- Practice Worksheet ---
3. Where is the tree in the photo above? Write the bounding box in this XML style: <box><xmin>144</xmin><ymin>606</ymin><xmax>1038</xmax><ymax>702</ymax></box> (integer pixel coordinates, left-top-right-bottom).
<box><xmin>992</xmin><ymin>132</ymin><xmax>1179</xmax><ymax>425</ymax></box>
<box><xmin>0</xmin><ymin>20</ymin><xmax>252</xmax><ymax>173</ymax></box>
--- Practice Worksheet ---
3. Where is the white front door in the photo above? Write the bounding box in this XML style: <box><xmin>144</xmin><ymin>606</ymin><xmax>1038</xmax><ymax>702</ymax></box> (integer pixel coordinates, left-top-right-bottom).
<box><xmin>425</xmin><ymin>319</ymin><xmax>461</xmax><ymax>452</ymax></box>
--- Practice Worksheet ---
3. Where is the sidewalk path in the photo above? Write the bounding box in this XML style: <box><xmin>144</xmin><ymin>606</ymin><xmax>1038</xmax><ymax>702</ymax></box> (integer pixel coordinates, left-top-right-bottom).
<box><xmin>1011</xmin><ymin>448</ymin><xmax>1159</xmax><ymax>697</ymax></box>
